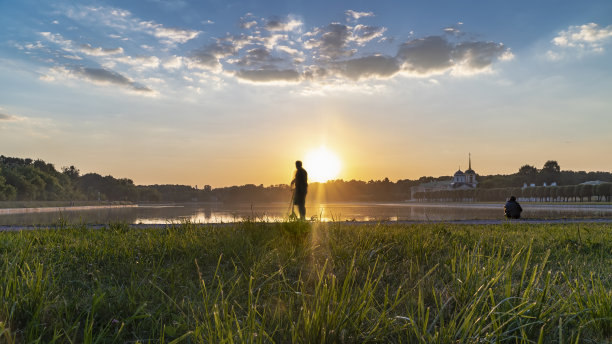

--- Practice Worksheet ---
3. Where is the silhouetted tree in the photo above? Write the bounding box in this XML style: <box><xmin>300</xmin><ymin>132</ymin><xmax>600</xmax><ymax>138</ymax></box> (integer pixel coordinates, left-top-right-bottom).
<box><xmin>518</xmin><ymin>165</ymin><xmax>538</xmax><ymax>175</ymax></box>
<box><xmin>541</xmin><ymin>160</ymin><xmax>561</xmax><ymax>174</ymax></box>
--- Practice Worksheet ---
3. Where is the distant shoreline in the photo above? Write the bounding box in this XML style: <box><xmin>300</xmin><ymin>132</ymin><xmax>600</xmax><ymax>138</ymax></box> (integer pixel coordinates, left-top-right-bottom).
<box><xmin>0</xmin><ymin>204</ymin><xmax>139</xmax><ymax>215</ymax></box>
<box><xmin>2</xmin><ymin>217</ymin><xmax>612</xmax><ymax>232</ymax></box>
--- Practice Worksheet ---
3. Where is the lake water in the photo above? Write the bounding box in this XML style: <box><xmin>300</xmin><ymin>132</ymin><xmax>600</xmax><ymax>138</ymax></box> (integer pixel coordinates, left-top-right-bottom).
<box><xmin>1</xmin><ymin>202</ymin><xmax>612</xmax><ymax>226</ymax></box>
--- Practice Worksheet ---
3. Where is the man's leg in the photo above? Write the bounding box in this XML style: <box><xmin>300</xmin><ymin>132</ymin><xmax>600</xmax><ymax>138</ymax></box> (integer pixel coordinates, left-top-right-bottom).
<box><xmin>298</xmin><ymin>203</ymin><xmax>306</xmax><ymax>220</ymax></box>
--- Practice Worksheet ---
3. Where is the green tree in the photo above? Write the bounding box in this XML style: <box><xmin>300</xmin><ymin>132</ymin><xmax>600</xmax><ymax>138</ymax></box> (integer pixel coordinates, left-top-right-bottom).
<box><xmin>518</xmin><ymin>164</ymin><xmax>538</xmax><ymax>176</ymax></box>
<box><xmin>579</xmin><ymin>184</ymin><xmax>594</xmax><ymax>202</ymax></box>
<box><xmin>541</xmin><ymin>160</ymin><xmax>561</xmax><ymax>174</ymax></box>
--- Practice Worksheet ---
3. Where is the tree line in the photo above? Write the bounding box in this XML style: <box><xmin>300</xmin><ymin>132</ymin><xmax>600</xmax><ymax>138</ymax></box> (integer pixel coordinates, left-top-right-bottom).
<box><xmin>413</xmin><ymin>183</ymin><xmax>612</xmax><ymax>203</ymax></box>
<box><xmin>1</xmin><ymin>156</ymin><xmax>612</xmax><ymax>203</ymax></box>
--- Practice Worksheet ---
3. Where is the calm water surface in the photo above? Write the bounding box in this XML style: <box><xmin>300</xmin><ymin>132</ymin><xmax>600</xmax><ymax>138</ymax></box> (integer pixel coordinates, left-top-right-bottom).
<box><xmin>1</xmin><ymin>202</ymin><xmax>612</xmax><ymax>226</ymax></box>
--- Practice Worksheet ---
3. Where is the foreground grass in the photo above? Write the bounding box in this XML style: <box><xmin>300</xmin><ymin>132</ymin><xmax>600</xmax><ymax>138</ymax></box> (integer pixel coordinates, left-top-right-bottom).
<box><xmin>0</xmin><ymin>221</ymin><xmax>611</xmax><ymax>343</ymax></box>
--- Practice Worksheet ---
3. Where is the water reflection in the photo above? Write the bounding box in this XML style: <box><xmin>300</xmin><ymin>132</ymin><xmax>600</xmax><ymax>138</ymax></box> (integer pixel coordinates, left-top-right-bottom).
<box><xmin>1</xmin><ymin>202</ymin><xmax>612</xmax><ymax>226</ymax></box>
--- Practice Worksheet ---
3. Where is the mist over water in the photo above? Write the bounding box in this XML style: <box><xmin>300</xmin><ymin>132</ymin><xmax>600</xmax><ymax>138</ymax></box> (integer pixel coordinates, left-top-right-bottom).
<box><xmin>1</xmin><ymin>203</ymin><xmax>612</xmax><ymax>226</ymax></box>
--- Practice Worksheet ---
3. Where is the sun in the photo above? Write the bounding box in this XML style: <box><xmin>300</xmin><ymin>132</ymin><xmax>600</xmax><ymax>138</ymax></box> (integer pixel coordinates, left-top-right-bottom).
<box><xmin>303</xmin><ymin>146</ymin><xmax>341</xmax><ymax>183</ymax></box>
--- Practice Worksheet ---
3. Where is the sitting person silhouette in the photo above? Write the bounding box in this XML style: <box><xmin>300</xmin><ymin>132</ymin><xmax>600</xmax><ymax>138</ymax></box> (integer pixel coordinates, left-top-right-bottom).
<box><xmin>504</xmin><ymin>196</ymin><xmax>523</xmax><ymax>219</ymax></box>
<box><xmin>291</xmin><ymin>160</ymin><xmax>308</xmax><ymax>220</ymax></box>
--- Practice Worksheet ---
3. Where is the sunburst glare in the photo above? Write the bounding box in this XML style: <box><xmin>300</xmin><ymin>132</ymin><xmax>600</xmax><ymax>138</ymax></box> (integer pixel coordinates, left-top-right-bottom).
<box><xmin>304</xmin><ymin>146</ymin><xmax>341</xmax><ymax>183</ymax></box>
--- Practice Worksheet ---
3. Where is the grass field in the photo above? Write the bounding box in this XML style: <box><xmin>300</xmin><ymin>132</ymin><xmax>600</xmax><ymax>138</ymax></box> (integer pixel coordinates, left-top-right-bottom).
<box><xmin>0</xmin><ymin>221</ymin><xmax>610</xmax><ymax>343</ymax></box>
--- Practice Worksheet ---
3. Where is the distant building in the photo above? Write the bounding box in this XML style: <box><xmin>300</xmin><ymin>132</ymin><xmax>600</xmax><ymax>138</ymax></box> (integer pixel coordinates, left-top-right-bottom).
<box><xmin>411</xmin><ymin>154</ymin><xmax>478</xmax><ymax>198</ymax></box>
<box><xmin>450</xmin><ymin>153</ymin><xmax>478</xmax><ymax>189</ymax></box>
<box><xmin>580</xmin><ymin>180</ymin><xmax>605</xmax><ymax>186</ymax></box>
<box><xmin>204</xmin><ymin>185</ymin><xmax>212</xmax><ymax>192</ymax></box>
<box><xmin>522</xmin><ymin>182</ymin><xmax>558</xmax><ymax>188</ymax></box>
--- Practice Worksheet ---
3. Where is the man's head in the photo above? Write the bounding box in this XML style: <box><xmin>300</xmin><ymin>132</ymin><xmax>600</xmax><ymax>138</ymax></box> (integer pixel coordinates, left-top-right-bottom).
<box><xmin>295</xmin><ymin>160</ymin><xmax>302</xmax><ymax>168</ymax></box>
<box><xmin>509</xmin><ymin>196</ymin><xmax>516</xmax><ymax>202</ymax></box>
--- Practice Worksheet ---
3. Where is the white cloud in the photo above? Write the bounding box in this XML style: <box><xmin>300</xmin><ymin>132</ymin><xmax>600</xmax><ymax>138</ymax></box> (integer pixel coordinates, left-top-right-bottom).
<box><xmin>150</xmin><ymin>25</ymin><xmax>200</xmax><ymax>44</ymax></box>
<box><xmin>65</xmin><ymin>5</ymin><xmax>200</xmax><ymax>45</ymax></box>
<box><xmin>552</xmin><ymin>22</ymin><xmax>612</xmax><ymax>53</ymax></box>
<box><xmin>235</xmin><ymin>69</ymin><xmax>300</xmax><ymax>83</ymax></box>
<box><xmin>276</xmin><ymin>45</ymin><xmax>301</xmax><ymax>56</ymax></box>
<box><xmin>163</xmin><ymin>55</ymin><xmax>184</xmax><ymax>70</ymax></box>
<box><xmin>111</xmin><ymin>55</ymin><xmax>161</xmax><ymax>69</ymax></box>
<box><xmin>352</xmin><ymin>25</ymin><xmax>386</xmax><ymax>45</ymax></box>
<box><xmin>345</xmin><ymin>10</ymin><xmax>374</xmax><ymax>21</ymax></box>
<box><xmin>40</xmin><ymin>32</ymin><xmax>73</xmax><ymax>50</ymax></box>
<box><xmin>79</xmin><ymin>43</ymin><xmax>124</xmax><ymax>56</ymax></box>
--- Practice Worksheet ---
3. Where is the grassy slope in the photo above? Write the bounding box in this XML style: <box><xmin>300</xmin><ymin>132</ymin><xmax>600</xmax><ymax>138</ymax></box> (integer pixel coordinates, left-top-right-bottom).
<box><xmin>0</xmin><ymin>222</ymin><xmax>611</xmax><ymax>343</ymax></box>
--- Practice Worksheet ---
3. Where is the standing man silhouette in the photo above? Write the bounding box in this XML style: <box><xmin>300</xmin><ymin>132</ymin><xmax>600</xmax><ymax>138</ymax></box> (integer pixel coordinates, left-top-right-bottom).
<box><xmin>291</xmin><ymin>160</ymin><xmax>308</xmax><ymax>220</ymax></box>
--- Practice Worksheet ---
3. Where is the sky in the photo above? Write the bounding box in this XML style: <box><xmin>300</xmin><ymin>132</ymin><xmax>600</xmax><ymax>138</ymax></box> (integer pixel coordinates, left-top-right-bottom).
<box><xmin>1</xmin><ymin>0</ymin><xmax>611</xmax><ymax>187</ymax></box>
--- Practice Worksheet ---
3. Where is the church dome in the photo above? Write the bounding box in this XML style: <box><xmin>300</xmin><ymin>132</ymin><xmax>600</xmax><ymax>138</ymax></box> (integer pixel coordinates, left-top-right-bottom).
<box><xmin>465</xmin><ymin>168</ymin><xmax>475</xmax><ymax>174</ymax></box>
<box><xmin>454</xmin><ymin>169</ymin><xmax>464</xmax><ymax>176</ymax></box>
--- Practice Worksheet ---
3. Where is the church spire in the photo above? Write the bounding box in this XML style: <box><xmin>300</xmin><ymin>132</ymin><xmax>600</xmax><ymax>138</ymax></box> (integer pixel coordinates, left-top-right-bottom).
<box><xmin>469</xmin><ymin>153</ymin><xmax>471</xmax><ymax>170</ymax></box>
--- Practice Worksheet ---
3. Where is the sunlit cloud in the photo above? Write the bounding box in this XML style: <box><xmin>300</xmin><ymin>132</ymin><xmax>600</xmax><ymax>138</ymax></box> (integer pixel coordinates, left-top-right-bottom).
<box><xmin>239</xmin><ymin>13</ymin><xmax>258</xmax><ymax>29</ymax></box>
<box><xmin>552</xmin><ymin>22</ymin><xmax>612</xmax><ymax>52</ymax></box>
<box><xmin>64</xmin><ymin>4</ymin><xmax>200</xmax><ymax>45</ymax></box>
<box><xmin>21</xmin><ymin>6</ymin><xmax>514</xmax><ymax>88</ymax></box>
<box><xmin>111</xmin><ymin>55</ymin><xmax>161</xmax><ymax>70</ymax></box>
<box><xmin>162</xmin><ymin>55</ymin><xmax>184</xmax><ymax>70</ymax></box>
<box><xmin>40</xmin><ymin>31</ymin><xmax>73</xmax><ymax>50</ymax></box>
<box><xmin>397</xmin><ymin>36</ymin><xmax>511</xmax><ymax>76</ymax></box>
<box><xmin>79</xmin><ymin>43</ymin><xmax>124</xmax><ymax>56</ymax></box>
<box><xmin>345</xmin><ymin>10</ymin><xmax>374</xmax><ymax>21</ymax></box>
<box><xmin>235</xmin><ymin>68</ymin><xmax>300</xmax><ymax>83</ymax></box>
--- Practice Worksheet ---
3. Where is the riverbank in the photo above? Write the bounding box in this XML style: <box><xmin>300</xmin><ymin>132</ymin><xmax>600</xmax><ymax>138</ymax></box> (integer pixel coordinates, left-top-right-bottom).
<box><xmin>3</xmin><ymin>217</ymin><xmax>612</xmax><ymax>232</ymax></box>
<box><xmin>0</xmin><ymin>200</ymin><xmax>134</xmax><ymax>209</ymax></box>
<box><xmin>0</xmin><ymin>204</ymin><xmax>138</xmax><ymax>215</ymax></box>
<box><xmin>0</xmin><ymin>222</ymin><xmax>610</xmax><ymax>342</ymax></box>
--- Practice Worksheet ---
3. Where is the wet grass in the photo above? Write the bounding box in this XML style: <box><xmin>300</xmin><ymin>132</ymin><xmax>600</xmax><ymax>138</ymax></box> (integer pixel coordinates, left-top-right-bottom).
<box><xmin>0</xmin><ymin>221</ymin><xmax>611</xmax><ymax>343</ymax></box>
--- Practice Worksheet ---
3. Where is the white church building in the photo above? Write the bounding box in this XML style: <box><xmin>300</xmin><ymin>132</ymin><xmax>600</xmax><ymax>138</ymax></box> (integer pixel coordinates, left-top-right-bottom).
<box><xmin>450</xmin><ymin>154</ymin><xmax>478</xmax><ymax>189</ymax></box>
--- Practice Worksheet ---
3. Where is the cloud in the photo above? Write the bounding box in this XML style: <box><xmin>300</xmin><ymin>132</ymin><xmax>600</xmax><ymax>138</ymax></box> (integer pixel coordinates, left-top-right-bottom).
<box><xmin>345</xmin><ymin>10</ymin><xmax>374</xmax><ymax>21</ymax></box>
<box><xmin>276</xmin><ymin>45</ymin><xmax>301</xmax><ymax>56</ymax></box>
<box><xmin>337</xmin><ymin>55</ymin><xmax>399</xmax><ymax>80</ymax></box>
<box><xmin>397</xmin><ymin>36</ymin><xmax>453</xmax><ymax>74</ymax></box>
<box><xmin>163</xmin><ymin>55</ymin><xmax>183</xmax><ymax>70</ymax></box>
<box><xmin>79</xmin><ymin>43</ymin><xmax>124</xmax><ymax>56</ymax></box>
<box><xmin>452</xmin><ymin>41</ymin><xmax>512</xmax><ymax>70</ymax></box>
<box><xmin>45</xmin><ymin>66</ymin><xmax>153</xmax><ymax>93</ymax></box>
<box><xmin>265</xmin><ymin>17</ymin><xmax>302</xmax><ymax>32</ymax></box>
<box><xmin>306</xmin><ymin>23</ymin><xmax>355</xmax><ymax>59</ymax></box>
<box><xmin>150</xmin><ymin>26</ymin><xmax>200</xmax><ymax>44</ymax></box>
<box><xmin>397</xmin><ymin>36</ymin><xmax>511</xmax><ymax>75</ymax></box>
<box><xmin>552</xmin><ymin>22</ymin><xmax>612</xmax><ymax>52</ymax></box>
<box><xmin>232</xmin><ymin>47</ymin><xmax>283</xmax><ymax>67</ymax></box>
<box><xmin>189</xmin><ymin>41</ymin><xmax>242</xmax><ymax>71</ymax></box>
<box><xmin>65</xmin><ymin>5</ymin><xmax>200</xmax><ymax>45</ymax></box>
<box><xmin>111</xmin><ymin>55</ymin><xmax>161</xmax><ymax>69</ymax></box>
<box><xmin>0</xmin><ymin>113</ymin><xmax>18</xmax><ymax>121</ymax></box>
<box><xmin>43</xmin><ymin>5</ymin><xmax>512</xmax><ymax>86</ymax></box>
<box><xmin>353</xmin><ymin>25</ymin><xmax>386</xmax><ymax>45</ymax></box>
<box><xmin>40</xmin><ymin>32</ymin><xmax>73</xmax><ymax>49</ymax></box>
<box><xmin>240</xmin><ymin>14</ymin><xmax>258</xmax><ymax>29</ymax></box>
<box><xmin>235</xmin><ymin>69</ymin><xmax>300</xmax><ymax>83</ymax></box>
<box><xmin>74</xmin><ymin>67</ymin><xmax>153</xmax><ymax>92</ymax></box>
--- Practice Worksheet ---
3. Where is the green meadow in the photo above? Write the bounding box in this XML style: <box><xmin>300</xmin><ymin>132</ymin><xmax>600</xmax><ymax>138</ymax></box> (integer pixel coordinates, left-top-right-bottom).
<box><xmin>0</xmin><ymin>221</ymin><xmax>610</xmax><ymax>343</ymax></box>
